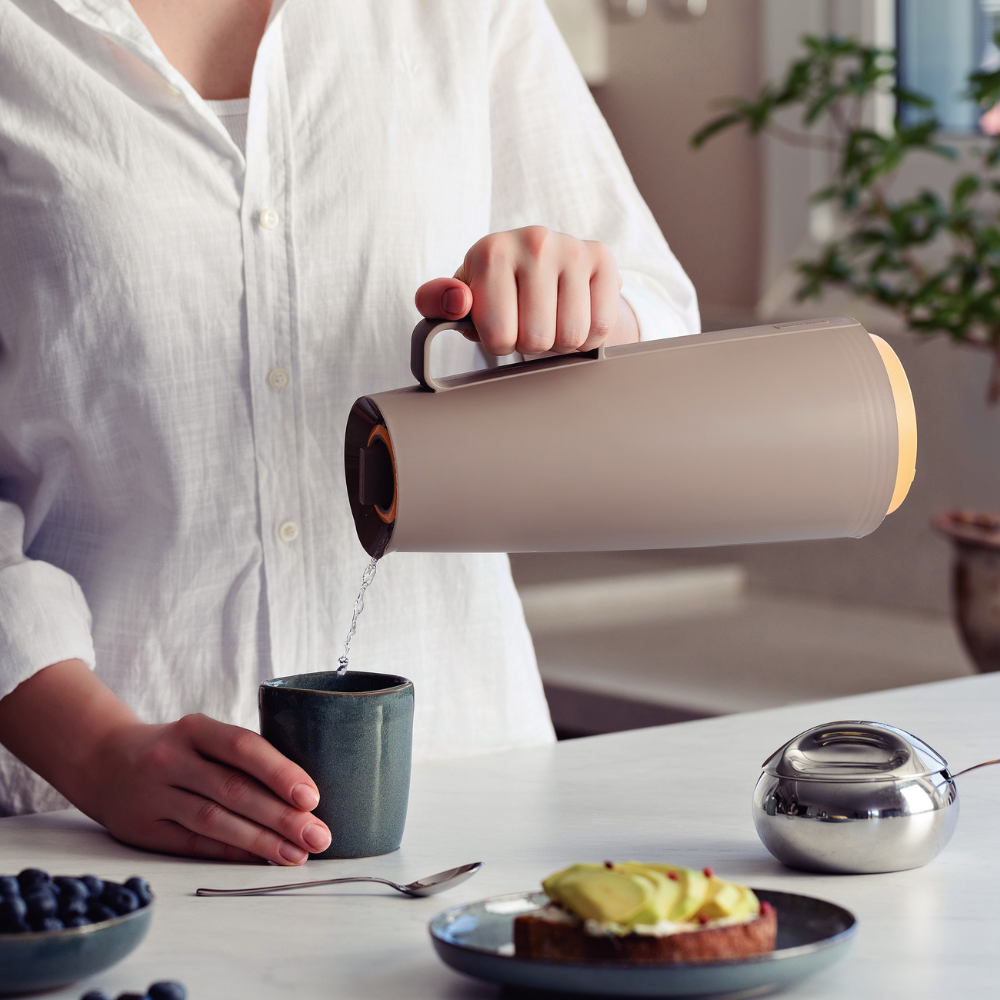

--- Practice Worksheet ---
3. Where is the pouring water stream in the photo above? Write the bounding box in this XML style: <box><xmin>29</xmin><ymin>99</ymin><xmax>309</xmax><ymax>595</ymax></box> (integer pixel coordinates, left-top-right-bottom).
<box><xmin>337</xmin><ymin>555</ymin><xmax>378</xmax><ymax>675</ymax></box>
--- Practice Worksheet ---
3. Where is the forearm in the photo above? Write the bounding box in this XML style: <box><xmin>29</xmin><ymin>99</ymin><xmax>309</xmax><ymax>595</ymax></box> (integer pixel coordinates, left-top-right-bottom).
<box><xmin>0</xmin><ymin>659</ymin><xmax>139</xmax><ymax>819</ymax></box>
<box><xmin>0</xmin><ymin>660</ymin><xmax>331</xmax><ymax>863</ymax></box>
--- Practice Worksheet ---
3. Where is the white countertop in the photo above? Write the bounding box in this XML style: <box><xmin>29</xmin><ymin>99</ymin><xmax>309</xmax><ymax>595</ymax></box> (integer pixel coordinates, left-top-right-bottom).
<box><xmin>2</xmin><ymin>673</ymin><xmax>998</xmax><ymax>999</ymax></box>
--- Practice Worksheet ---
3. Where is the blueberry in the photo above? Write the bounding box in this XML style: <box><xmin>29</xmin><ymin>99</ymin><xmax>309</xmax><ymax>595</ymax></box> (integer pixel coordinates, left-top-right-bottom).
<box><xmin>65</xmin><ymin>914</ymin><xmax>91</xmax><ymax>928</ymax></box>
<box><xmin>87</xmin><ymin>902</ymin><xmax>117</xmax><ymax>923</ymax></box>
<box><xmin>81</xmin><ymin>875</ymin><xmax>105</xmax><ymax>898</ymax></box>
<box><xmin>55</xmin><ymin>877</ymin><xmax>89</xmax><ymax>902</ymax></box>
<box><xmin>124</xmin><ymin>877</ymin><xmax>153</xmax><ymax>907</ymax></box>
<box><xmin>0</xmin><ymin>896</ymin><xmax>28</xmax><ymax>924</ymax></box>
<box><xmin>148</xmin><ymin>983</ymin><xmax>186</xmax><ymax>1000</ymax></box>
<box><xmin>103</xmin><ymin>886</ymin><xmax>139</xmax><ymax>915</ymax></box>
<box><xmin>0</xmin><ymin>918</ymin><xmax>29</xmax><ymax>934</ymax></box>
<box><xmin>17</xmin><ymin>868</ymin><xmax>50</xmax><ymax>891</ymax></box>
<box><xmin>35</xmin><ymin>916</ymin><xmax>64</xmax><ymax>932</ymax></box>
<box><xmin>0</xmin><ymin>875</ymin><xmax>20</xmax><ymax>897</ymax></box>
<box><xmin>60</xmin><ymin>897</ymin><xmax>88</xmax><ymax>919</ymax></box>
<box><xmin>80</xmin><ymin>992</ymin><xmax>113</xmax><ymax>1000</ymax></box>
<box><xmin>98</xmin><ymin>881</ymin><xmax>121</xmax><ymax>903</ymax></box>
<box><xmin>24</xmin><ymin>891</ymin><xmax>57</xmax><ymax>920</ymax></box>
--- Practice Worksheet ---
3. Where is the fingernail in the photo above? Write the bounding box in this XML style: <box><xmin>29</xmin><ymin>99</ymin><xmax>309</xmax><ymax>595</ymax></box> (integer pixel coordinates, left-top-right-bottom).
<box><xmin>291</xmin><ymin>783</ymin><xmax>319</xmax><ymax>810</ymax></box>
<box><xmin>302</xmin><ymin>823</ymin><xmax>331</xmax><ymax>852</ymax></box>
<box><xmin>442</xmin><ymin>287</ymin><xmax>466</xmax><ymax>316</ymax></box>
<box><xmin>278</xmin><ymin>841</ymin><xmax>308</xmax><ymax>864</ymax></box>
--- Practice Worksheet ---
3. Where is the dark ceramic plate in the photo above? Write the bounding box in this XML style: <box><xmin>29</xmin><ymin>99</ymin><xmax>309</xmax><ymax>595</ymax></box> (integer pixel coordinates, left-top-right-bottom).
<box><xmin>429</xmin><ymin>890</ymin><xmax>856</xmax><ymax>997</ymax></box>
<box><xmin>0</xmin><ymin>904</ymin><xmax>152</xmax><ymax>996</ymax></box>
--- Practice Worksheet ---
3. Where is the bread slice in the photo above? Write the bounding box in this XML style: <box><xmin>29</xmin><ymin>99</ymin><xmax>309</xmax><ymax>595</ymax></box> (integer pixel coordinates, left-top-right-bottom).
<box><xmin>513</xmin><ymin>903</ymin><xmax>776</xmax><ymax>964</ymax></box>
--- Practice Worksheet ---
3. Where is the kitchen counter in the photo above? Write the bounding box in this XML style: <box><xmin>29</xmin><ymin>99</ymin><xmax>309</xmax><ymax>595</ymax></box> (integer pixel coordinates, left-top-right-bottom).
<box><xmin>2</xmin><ymin>672</ymin><xmax>998</xmax><ymax>999</ymax></box>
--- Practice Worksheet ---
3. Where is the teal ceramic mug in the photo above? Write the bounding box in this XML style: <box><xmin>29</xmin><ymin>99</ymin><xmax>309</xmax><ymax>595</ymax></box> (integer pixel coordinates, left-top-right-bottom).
<box><xmin>258</xmin><ymin>671</ymin><xmax>414</xmax><ymax>859</ymax></box>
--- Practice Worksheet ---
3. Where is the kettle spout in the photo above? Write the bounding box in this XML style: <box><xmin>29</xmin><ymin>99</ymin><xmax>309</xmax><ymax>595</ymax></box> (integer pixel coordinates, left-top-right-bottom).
<box><xmin>359</xmin><ymin>440</ymin><xmax>395</xmax><ymax>510</ymax></box>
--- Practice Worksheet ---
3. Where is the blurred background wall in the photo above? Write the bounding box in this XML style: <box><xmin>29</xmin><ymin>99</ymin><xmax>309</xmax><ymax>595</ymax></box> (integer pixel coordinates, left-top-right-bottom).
<box><xmin>593</xmin><ymin>1</ymin><xmax>763</xmax><ymax>329</ymax></box>
<box><xmin>526</xmin><ymin>0</ymin><xmax>1000</xmax><ymax>735</ymax></box>
<box><xmin>532</xmin><ymin>0</ymin><xmax>1000</xmax><ymax>618</ymax></box>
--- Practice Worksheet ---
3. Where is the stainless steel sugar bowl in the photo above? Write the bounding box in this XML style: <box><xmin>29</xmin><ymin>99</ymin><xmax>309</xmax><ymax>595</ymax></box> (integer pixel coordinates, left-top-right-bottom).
<box><xmin>752</xmin><ymin>721</ymin><xmax>958</xmax><ymax>874</ymax></box>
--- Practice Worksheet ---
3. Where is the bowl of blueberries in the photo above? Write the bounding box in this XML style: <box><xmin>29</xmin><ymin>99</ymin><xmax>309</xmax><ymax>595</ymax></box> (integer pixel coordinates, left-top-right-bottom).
<box><xmin>81</xmin><ymin>982</ymin><xmax>185</xmax><ymax>1000</ymax></box>
<box><xmin>0</xmin><ymin>868</ymin><xmax>153</xmax><ymax>994</ymax></box>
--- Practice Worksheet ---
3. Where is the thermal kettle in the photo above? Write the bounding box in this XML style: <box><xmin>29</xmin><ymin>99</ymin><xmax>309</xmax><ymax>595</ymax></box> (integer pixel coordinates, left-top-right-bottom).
<box><xmin>344</xmin><ymin>316</ymin><xmax>916</xmax><ymax>558</ymax></box>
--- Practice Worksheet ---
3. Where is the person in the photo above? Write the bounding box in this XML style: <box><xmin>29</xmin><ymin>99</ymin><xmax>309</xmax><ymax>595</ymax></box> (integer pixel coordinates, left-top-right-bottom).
<box><xmin>0</xmin><ymin>0</ymin><xmax>698</xmax><ymax>864</ymax></box>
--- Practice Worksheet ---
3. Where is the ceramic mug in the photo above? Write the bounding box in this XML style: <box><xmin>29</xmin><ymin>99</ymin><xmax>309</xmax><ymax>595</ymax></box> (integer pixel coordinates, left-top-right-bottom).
<box><xmin>258</xmin><ymin>671</ymin><xmax>414</xmax><ymax>859</ymax></box>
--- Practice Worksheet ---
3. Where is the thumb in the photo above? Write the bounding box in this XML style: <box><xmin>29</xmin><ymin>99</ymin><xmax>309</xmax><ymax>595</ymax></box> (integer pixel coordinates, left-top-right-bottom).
<box><xmin>414</xmin><ymin>277</ymin><xmax>472</xmax><ymax>320</ymax></box>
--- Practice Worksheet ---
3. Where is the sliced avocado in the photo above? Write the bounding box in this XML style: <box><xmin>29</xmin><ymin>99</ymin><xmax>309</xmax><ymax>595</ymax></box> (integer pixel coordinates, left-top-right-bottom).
<box><xmin>695</xmin><ymin>877</ymin><xmax>753</xmax><ymax>920</ymax></box>
<box><xmin>617</xmin><ymin>864</ymin><xmax>683</xmax><ymax>924</ymax></box>
<box><xmin>638</xmin><ymin>864</ymin><xmax>710</xmax><ymax>922</ymax></box>
<box><xmin>541</xmin><ymin>863</ymin><xmax>604</xmax><ymax>899</ymax></box>
<box><xmin>547</xmin><ymin>868</ymin><xmax>654</xmax><ymax>924</ymax></box>
<box><xmin>730</xmin><ymin>885</ymin><xmax>761</xmax><ymax>918</ymax></box>
<box><xmin>542</xmin><ymin>863</ymin><xmax>759</xmax><ymax>927</ymax></box>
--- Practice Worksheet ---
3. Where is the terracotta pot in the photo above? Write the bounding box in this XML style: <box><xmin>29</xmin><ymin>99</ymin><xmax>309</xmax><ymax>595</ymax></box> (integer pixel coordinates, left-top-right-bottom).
<box><xmin>934</xmin><ymin>511</ymin><xmax>1000</xmax><ymax>673</ymax></box>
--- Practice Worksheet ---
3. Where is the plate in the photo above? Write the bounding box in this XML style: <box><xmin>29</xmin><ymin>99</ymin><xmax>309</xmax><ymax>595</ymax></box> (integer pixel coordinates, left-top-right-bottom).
<box><xmin>0</xmin><ymin>904</ymin><xmax>153</xmax><ymax>996</ymax></box>
<box><xmin>429</xmin><ymin>890</ymin><xmax>856</xmax><ymax>998</ymax></box>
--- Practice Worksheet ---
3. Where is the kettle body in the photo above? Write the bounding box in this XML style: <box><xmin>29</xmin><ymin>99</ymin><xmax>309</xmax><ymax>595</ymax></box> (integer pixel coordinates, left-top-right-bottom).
<box><xmin>344</xmin><ymin>317</ymin><xmax>915</xmax><ymax>558</ymax></box>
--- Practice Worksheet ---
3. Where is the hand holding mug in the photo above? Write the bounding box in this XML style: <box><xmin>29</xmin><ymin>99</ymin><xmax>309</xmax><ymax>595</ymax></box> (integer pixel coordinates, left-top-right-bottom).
<box><xmin>0</xmin><ymin>660</ymin><xmax>331</xmax><ymax>865</ymax></box>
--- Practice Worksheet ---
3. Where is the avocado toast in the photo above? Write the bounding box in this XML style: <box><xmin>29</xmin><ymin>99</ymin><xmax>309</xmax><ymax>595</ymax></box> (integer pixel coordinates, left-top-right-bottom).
<box><xmin>514</xmin><ymin>862</ymin><xmax>776</xmax><ymax>964</ymax></box>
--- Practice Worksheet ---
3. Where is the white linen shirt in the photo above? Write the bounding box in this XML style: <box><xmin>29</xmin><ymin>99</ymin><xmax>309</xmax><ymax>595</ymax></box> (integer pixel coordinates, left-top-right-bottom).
<box><xmin>0</xmin><ymin>0</ymin><xmax>699</xmax><ymax>814</ymax></box>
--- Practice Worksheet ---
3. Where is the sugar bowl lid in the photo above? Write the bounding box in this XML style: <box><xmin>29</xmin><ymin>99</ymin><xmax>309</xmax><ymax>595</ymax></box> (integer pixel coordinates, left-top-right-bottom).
<box><xmin>762</xmin><ymin>721</ymin><xmax>949</xmax><ymax>781</ymax></box>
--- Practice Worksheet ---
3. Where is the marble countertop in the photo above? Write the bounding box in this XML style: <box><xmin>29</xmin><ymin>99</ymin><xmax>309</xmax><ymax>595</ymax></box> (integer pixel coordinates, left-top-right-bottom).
<box><xmin>1</xmin><ymin>672</ymin><xmax>998</xmax><ymax>999</ymax></box>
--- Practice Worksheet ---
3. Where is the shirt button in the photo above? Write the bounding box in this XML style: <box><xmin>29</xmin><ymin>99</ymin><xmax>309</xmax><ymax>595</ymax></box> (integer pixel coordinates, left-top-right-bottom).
<box><xmin>277</xmin><ymin>520</ymin><xmax>299</xmax><ymax>543</ymax></box>
<box><xmin>268</xmin><ymin>367</ymin><xmax>290</xmax><ymax>390</ymax></box>
<box><xmin>259</xmin><ymin>208</ymin><xmax>279</xmax><ymax>230</ymax></box>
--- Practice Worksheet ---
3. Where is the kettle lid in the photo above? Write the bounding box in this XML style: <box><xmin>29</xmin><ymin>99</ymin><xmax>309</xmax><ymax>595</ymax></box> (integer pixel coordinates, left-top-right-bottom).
<box><xmin>762</xmin><ymin>720</ymin><xmax>949</xmax><ymax>781</ymax></box>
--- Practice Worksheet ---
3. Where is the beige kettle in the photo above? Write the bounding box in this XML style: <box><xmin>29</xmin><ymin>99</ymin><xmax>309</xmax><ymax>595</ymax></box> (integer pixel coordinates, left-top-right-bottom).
<box><xmin>344</xmin><ymin>316</ymin><xmax>916</xmax><ymax>559</ymax></box>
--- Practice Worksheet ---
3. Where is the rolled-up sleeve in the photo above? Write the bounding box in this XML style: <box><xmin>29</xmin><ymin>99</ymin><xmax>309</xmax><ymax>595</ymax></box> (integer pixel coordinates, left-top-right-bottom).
<box><xmin>0</xmin><ymin>500</ymin><xmax>95</xmax><ymax>701</ymax></box>
<box><xmin>487</xmin><ymin>0</ymin><xmax>700</xmax><ymax>343</ymax></box>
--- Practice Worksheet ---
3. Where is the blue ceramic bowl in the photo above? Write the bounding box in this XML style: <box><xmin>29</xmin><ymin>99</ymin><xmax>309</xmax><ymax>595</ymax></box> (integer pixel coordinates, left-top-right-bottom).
<box><xmin>0</xmin><ymin>903</ymin><xmax>152</xmax><ymax>995</ymax></box>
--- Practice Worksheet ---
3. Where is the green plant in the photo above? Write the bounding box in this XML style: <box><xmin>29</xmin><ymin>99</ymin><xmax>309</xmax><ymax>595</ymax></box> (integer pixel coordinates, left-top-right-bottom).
<box><xmin>693</xmin><ymin>34</ymin><xmax>1000</xmax><ymax>402</ymax></box>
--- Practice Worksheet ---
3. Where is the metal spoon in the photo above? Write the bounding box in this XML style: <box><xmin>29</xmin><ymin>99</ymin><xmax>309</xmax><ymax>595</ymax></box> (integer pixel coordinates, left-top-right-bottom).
<box><xmin>196</xmin><ymin>861</ymin><xmax>483</xmax><ymax>898</ymax></box>
<box><xmin>949</xmin><ymin>757</ymin><xmax>1000</xmax><ymax>779</ymax></box>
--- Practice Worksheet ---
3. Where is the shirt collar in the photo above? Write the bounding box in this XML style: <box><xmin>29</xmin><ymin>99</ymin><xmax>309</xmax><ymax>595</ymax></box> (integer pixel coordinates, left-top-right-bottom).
<box><xmin>43</xmin><ymin>0</ymin><xmax>291</xmax><ymax>161</ymax></box>
<box><xmin>44</xmin><ymin>0</ymin><xmax>291</xmax><ymax>101</ymax></box>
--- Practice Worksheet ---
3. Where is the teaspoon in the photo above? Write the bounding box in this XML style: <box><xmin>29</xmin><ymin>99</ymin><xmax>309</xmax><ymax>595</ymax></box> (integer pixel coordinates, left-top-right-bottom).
<box><xmin>949</xmin><ymin>757</ymin><xmax>1000</xmax><ymax>779</ymax></box>
<box><xmin>196</xmin><ymin>861</ymin><xmax>483</xmax><ymax>898</ymax></box>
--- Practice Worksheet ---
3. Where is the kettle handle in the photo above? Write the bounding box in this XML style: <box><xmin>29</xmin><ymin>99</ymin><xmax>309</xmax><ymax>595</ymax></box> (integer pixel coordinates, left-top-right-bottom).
<box><xmin>410</xmin><ymin>318</ymin><xmax>479</xmax><ymax>391</ymax></box>
<box><xmin>410</xmin><ymin>317</ymin><xmax>606</xmax><ymax>392</ymax></box>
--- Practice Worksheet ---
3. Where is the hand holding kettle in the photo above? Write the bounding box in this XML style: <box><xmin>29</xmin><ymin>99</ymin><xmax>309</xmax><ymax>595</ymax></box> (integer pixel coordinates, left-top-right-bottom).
<box><xmin>414</xmin><ymin>226</ymin><xmax>640</xmax><ymax>356</ymax></box>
